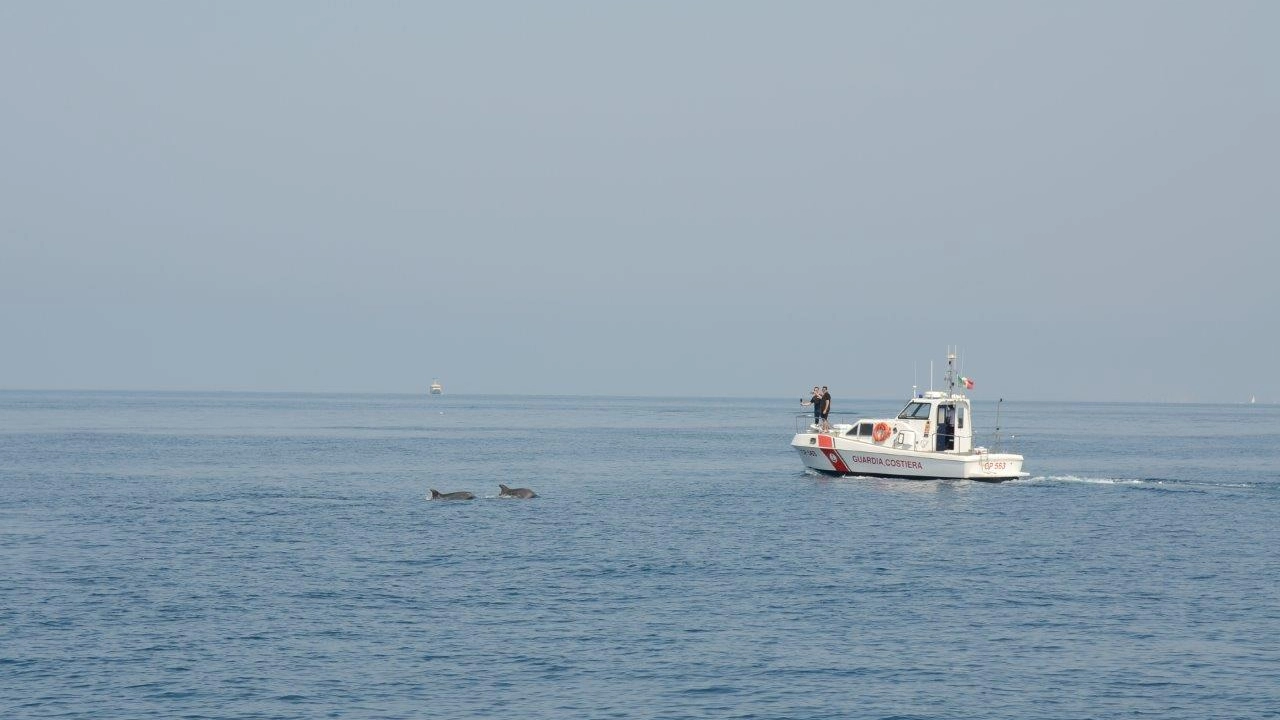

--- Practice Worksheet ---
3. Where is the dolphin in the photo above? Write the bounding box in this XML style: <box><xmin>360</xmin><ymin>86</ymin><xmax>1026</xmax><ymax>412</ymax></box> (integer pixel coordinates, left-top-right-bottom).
<box><xmin>430</xmin><ymin>489</ymin><xmax>476</xmax><ymax>500</ymax></box>
<box><xmin>498</xmin><ymin>484</ymin><xmax>537</xmax><ymax>499</ymax></box>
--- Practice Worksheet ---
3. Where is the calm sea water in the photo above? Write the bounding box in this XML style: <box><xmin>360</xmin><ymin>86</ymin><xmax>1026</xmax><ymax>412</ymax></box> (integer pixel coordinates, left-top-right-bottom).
<box><xmin>2</xmin><ymin>392</ymin><xmax>1278</xmax><ymax>719</ymax></box>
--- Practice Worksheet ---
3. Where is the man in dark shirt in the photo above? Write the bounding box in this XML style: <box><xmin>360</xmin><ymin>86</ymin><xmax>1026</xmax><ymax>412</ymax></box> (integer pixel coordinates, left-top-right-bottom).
<box><xmin>801</xmin><ymin>386</ymin><xmax>822</xmax><ymax>428</ymax></box>
<box><xmin>819</xmin><ymin>386</ymin><xmax>832</xmax><ymax>431</ymax></box>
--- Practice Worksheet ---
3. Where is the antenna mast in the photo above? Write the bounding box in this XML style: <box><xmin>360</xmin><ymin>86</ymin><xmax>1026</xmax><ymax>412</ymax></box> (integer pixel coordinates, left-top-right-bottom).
<box><xmin>994</xmin><ymin>398</ymin><xmax>1004</xmax><ymax>452</ymax></box>
<box><xmin>945</xmin><ymin>346</ymin><xmax>957</xmax><ymax>396</ymax></box>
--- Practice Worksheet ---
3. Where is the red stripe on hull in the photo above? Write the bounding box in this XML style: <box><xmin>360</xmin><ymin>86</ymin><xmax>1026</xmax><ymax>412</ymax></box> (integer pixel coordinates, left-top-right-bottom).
<box><xmin>821</xmin><ymin>448</ymin><xmax>850</xmax><ymax>474</ymax></box>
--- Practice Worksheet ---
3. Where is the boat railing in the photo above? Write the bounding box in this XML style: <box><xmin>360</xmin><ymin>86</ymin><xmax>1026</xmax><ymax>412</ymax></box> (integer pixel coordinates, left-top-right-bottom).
<box><xmin>794</xmin><ymin>413</ymin><xmax>1015</xmax><ymax>453</ymax></box>
<box><xmin>793</xmin><ymin>413</ymin><xmax>863</xmax><ymax>434</ymax></box>
<box><xmin>794</xmin><ymin>413</ymin><xmax>821</xmax><ymax>433</ymax></box>
<box><xmin>981</xmin><ymin>430</ymin><xmax>1018</xmax><ymax>454</ymax></box>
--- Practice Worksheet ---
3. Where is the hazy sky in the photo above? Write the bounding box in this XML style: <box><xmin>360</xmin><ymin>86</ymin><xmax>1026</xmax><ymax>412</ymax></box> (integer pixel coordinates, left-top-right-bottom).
<box><xmin>2</xmin><ymin>2</ymin><xmax>1276</xmax><ymax>401</ymax></box>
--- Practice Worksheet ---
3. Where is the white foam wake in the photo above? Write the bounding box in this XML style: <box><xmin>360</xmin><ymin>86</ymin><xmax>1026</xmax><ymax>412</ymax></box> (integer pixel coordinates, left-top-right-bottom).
<box><xmin>1018</xmin><ymin>475</ymin><xmax>1149</xmax><ymax>486</ymax></box>
<box><xmin>1018</xmin><ymin>475</ymin><xmax>1257</xmax><ymax>490</ymax></box>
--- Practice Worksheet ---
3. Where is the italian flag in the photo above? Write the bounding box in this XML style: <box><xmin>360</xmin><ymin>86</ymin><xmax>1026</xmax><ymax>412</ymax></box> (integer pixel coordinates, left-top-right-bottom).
<box><xmin>960</xmin><ymin>376</ymin><xmax>975</xmax><ymax>389</ymax></box>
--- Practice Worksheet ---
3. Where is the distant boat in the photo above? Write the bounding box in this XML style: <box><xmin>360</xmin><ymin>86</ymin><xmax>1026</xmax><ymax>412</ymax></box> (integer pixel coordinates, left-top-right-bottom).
<box><xmin>1251</xmin><ymin>396</ymin><xmax>1257</xmax><ymax>404</ymax></box>
<box><xmin>430</xmin><ymin>379</ymin><xmax>443</xmax><ymax>395</ymax></box>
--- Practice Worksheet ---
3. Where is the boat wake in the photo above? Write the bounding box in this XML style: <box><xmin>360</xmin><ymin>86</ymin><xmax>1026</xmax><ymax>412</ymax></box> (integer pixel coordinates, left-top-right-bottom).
<box><xmin>1019</xmin><ymin>475</ymin><xmax>1147</xmax><ymax>486</ymax></box>
<box><xmin>1016</xmin><ymin>475</ymin><xmax>1256</xmax><ymax>490</ymax></box>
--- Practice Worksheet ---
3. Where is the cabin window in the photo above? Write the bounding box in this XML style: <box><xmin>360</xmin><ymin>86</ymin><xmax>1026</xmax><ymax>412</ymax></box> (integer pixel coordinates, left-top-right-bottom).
<box><xmin>846</xmin><ymin>423</ymin><xmax>875</xmax><ymax>437</ymax></box>
<box><xmin>898</xmin><ymin>402</ymin><xmax>931</xmax><ymax>419</ymax></box>
<box><xmin>957</xmin><ymin>406</ymin><xmax>966</xmax><ymax>429</ymax></box>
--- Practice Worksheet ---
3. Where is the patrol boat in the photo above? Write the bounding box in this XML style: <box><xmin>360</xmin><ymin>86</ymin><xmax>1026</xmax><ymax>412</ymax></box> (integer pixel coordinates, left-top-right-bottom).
<box><xmin>429</xmin><ymin>379</ymin><xmax>443</xmax><ymax>395</ymax></box>
<box><xmin>791</xmin><ymin>353</ymin><xmax>1027</xmax><ymax>481</ymax></box>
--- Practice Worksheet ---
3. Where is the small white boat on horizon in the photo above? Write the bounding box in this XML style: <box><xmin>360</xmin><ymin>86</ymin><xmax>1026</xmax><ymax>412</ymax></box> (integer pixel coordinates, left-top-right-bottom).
<box><xmin>430</xmin><ymin>379</ymin><xmax>443</xmax><ymax>395</ymax></box>
<box><xmin>791</xmin><ymin>352</ymin><xmax>1027</xmax><ymax>482</ymax></box>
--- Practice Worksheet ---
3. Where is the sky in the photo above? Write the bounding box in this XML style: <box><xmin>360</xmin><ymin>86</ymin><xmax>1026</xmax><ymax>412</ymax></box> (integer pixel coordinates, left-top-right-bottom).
<box><xmin>1</xmin><ymin>1</ymin><xmax>1277</xmax><ymax>402</ymax></box>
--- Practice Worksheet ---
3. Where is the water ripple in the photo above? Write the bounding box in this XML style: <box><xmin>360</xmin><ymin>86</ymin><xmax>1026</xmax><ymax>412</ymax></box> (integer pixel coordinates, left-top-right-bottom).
<box><xmin>3</xmin><ymin>393</ymin><xmax>1279</xmax><ymax>719</ymax></box>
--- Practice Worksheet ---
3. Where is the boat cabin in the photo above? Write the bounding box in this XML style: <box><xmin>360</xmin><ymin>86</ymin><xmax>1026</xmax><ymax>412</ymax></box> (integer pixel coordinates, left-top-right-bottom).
<box><xmin>841</xmin><ymin>391</ymin><xmax>975</xmax><ymax>454</ymax></box>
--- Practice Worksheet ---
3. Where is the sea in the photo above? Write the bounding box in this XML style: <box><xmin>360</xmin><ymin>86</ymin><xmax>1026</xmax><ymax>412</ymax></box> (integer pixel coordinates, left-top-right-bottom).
<box><xmin>2</xmin><ymin>391</ymin><xmax>1278</xmax><ymax>720</ymax></box>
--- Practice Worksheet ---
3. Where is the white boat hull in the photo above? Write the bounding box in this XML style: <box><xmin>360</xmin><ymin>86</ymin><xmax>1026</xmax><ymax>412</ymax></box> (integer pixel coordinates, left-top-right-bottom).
<box><xmin>791</xmin><ymin>431</ymin><xmax>1027</xmax><ymax>482</ymax></box>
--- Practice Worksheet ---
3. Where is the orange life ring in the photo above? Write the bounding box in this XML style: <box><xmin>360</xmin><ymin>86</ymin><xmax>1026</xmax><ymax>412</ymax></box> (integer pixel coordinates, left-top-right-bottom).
<box><xmin>872</xmin><ymin>422</ymin><xmax>891</xmax><ymax>443</ymax></box>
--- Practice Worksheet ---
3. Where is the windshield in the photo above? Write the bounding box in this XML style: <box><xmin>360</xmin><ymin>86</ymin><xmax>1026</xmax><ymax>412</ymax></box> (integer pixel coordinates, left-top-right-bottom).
<box><xmin>898</xmin><ymin>401</ymin><xmax>931</xmax><ymax>419</ymax></box>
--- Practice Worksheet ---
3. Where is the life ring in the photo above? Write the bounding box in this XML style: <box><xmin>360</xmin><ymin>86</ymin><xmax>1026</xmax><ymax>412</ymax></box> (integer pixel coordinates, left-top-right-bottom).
<box><xmin>872</xmin><ymin>422</ymin><xmax>891</xmax><ymax>443</ymax></box>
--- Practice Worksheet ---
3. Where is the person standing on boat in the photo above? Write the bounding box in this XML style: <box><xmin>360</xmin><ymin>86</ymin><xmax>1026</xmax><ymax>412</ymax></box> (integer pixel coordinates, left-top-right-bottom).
<box><xmin>800</xmin><ymin>386</ymin><xmax>822</xmax><ymax>428</ymax></box>
<box><xmin>819</xmin><ymin>386</ymin><xmax>832</xmax><ymax>432</ymax></box>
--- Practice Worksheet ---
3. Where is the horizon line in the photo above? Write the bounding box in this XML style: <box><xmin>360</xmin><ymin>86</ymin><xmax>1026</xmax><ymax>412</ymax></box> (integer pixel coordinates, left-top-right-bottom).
<box><xmin>0</xmin><ymin>387</ymin><xmax>1272</xmax><ymax>406</ymax></box>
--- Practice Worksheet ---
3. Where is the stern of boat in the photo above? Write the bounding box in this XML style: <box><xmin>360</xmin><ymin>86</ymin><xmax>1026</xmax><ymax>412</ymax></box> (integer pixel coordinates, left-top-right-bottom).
<box><xmin>964</xmin><ymin>453</ymin><xmax>1028</xmax><ymax>482</ymax></box>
